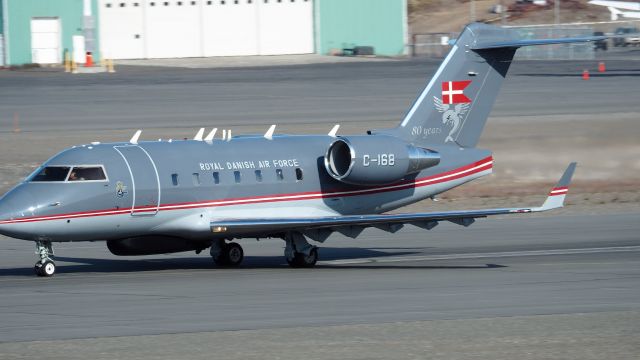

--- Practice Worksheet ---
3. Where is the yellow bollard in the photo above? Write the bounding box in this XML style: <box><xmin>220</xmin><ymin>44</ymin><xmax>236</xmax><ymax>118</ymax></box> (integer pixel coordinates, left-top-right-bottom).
<box><xmin>71</xmin><ymin>60</ymin><xmax>78</xmax><ymax>74</ymax></box>
<box><xmin>107</xmin><ymin>59</ymin><xmax>115</xmax><ymax>73</ymax></box>
<box><xmin>64</xmin><ymin>51</ymin><xmax>71</xmax><ymax>73</ymax></box>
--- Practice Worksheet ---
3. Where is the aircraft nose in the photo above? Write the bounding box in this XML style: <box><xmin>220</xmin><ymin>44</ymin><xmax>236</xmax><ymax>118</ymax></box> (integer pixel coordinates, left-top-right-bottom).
<box><xmin>0</xmin><ymin>188</ymin><xmax>38</xmax><ymax>237</ymax></box>
<box><xmin>0</xmin><ymin>188</ymin><xmax>36</xmax><ymax>221</ymax></box>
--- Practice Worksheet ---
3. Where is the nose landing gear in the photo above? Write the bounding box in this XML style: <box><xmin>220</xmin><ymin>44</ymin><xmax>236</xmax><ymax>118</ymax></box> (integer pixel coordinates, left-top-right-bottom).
<box><xmin>34</xmin><ymin>241</ymin><xmax>55</xmax><ymax>277</ymax></box>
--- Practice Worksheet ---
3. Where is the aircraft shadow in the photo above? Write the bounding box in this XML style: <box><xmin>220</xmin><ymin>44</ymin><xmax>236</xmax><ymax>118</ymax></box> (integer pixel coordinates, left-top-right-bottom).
<box><xmin>0</xmin><ymin>247</ymin><xmax>506</xmax><ymax>276</ymax></box>
<box><xmin>519</xmin><ymin>72</ymin><xmax>640</xmax><ymax>77</ymax></box>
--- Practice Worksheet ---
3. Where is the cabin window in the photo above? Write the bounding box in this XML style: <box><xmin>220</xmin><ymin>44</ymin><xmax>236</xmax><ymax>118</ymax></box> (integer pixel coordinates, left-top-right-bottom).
<box><xmin>234</xmin><ymin>171</ymin><xmax>241</xmax><ymax>183</ymax></box>
<box><xmin>276</xmin><ymin>168</ymin><xmax>284</xmax><ymax>181</ymax></box>
<box><xmin>68</xmin><ymin>166</ymin><xmax>107</xmax><ymax>181</ymax></box>
<box><xmin>212</xmin><ymin>172</ymin><xmax>220</xmax><ymax>184</ymax></box>
<box><xmin>255</xmin><ymin>170</ymin><xmax>263</xmax><ymax>182</ymax></box>
<box><xmin>31</xmin><ymin>166</ymin><xmax>71</xmax><ymax>182</ymax></box>
<box><xmin>171</xmin><ymin>173</ymin><xmax>179</xmax><ymax>186</ymax></box>
<box><xmin>295</xmin><ymin>168</ymin><xmax>303</xmax><ymax>181</ymax></box>
<box><xmin>192</xmin><ymin>173</ymin><xmax>200</xmax><ymax>186</ymax></box>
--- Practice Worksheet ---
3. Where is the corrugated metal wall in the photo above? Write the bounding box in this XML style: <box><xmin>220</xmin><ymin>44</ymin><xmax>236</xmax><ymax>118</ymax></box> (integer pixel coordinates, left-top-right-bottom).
<box><xmin>0</xmin><ymin>35</ymin><xmax>4</xmax><ymax>66</ymax></box>
<box><xmin>3</xmin><ymin>0</ymin><xmax>99</xmax><ymax>65</ymax></box>
<box><xmin>315</xmin><ymin>0</ymin><xmax>406</xmax><ymax>56</ymax></box>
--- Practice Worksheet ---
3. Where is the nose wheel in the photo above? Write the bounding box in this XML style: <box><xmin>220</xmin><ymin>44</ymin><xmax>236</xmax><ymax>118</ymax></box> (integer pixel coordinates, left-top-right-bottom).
<box><xmin>34</xmin><ymin>241</ymin><xmax>55</xmax><ymax>277</ymax></box>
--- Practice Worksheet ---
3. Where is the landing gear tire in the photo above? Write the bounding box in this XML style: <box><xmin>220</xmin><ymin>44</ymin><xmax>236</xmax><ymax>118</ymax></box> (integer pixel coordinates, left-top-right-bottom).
<box><xmin>213</xmin><ymin>242</ymin><xmax>244</xmax><ymax>267</ymax></box>
<box><xmin>35</xmin><ymin>260</ymin><xmax>56</xmax><ymax>277</ymax></box>
<box><xmin>287</xmin><ymin>247</ymin><xmax>318</xmax><ymax>268</ymax></box>
<box><xmin>34</xmin><ymin>241</ymin><xmax>55</xmax><ymax>277</ymax></box>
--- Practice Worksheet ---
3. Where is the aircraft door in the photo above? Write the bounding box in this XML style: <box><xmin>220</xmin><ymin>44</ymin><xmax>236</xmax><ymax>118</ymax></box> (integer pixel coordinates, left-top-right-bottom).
<box><xmin>114</xmin><ymin>145</ymin><xmax>161</xmax><ymax>216</ymax></box>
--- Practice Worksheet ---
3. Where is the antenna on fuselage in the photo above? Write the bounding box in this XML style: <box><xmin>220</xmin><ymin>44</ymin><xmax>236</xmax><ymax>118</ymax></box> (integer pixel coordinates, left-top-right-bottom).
<box><xmin>194</xmin><ymin>128</ymin><xmax>205</xmax><ymax>141</ymax></box>
<box><xmin>264</xmin><ymin>124</ymin><xmax>276</xmax><ymax>140</ymax></box>
<box><xmin>130</xmin><ymin>130</ymin><xmax>142</xmax><ymax>144</ymax></box>
<box><xmin>328</xmin><ymin>124</ymin><xmax>340</xmax><ymax>137</ymax></box>
<box><xmin>205</xmin><ymin>128</ymin><xmax>217</xmax><ymax>142</ymax></box>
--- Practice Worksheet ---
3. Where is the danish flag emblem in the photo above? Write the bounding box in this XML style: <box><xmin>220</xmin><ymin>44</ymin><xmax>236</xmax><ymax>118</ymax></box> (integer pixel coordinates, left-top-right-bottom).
<box><xmin>441</xmin><ymin>80</ymin><xmax>472</xmax><ymax>104</ymax></box>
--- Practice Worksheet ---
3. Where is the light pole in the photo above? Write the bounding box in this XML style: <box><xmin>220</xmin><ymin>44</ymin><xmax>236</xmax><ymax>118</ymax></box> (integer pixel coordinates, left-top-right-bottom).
<box><xmin>554</xmin><ymin>0</ymin><xmax>560</xmax><ymax>24</ymax></box>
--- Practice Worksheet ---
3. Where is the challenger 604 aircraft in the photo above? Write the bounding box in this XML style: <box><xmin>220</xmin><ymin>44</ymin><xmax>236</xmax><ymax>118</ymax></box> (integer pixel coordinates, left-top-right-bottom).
<box><xmin>0</xmin><ymin>23</ymin><xmax>599</xmax><ymax>276</ymax></box>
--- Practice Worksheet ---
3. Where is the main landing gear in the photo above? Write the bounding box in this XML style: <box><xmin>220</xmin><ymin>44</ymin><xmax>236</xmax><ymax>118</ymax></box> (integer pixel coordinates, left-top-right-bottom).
<box><xmin>34</xmin><ymin>241</ymin><xmax>56</xmax><ymax>277</ymax></box>
<box><xmin>209</xmin><ymin>233</ymin><xmax>321</xmax><ymax>268</ymax></box>
<box><xmin>285</xmin><ymin>232</ymin><xmax>318</xmax><ymax>268</ymax></box>
<box><xmin>210</xmin><ymin>240</ymin><xmax>244</xmax><ymax>267</ymax></box>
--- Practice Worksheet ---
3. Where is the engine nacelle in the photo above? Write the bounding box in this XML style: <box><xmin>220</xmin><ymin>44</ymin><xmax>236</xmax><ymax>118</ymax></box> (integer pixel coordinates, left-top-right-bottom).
<box><xmin>107</xmin><ymin>236</ymin><xmax>208</xmax><ymax>256</ymax></box>
<box><xmin>324</xmin><ymin>135</ymin><xmax>440</xmax><ymax>185</ymax></box>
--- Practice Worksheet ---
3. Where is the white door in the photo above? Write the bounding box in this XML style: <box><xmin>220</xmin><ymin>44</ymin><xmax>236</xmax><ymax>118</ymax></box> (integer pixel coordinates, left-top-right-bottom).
<box><xmin>97</xmin><ymin>0</ymin><xmax>315</xmax><ymax>59</ymax></box>
<box><xmin>257</xmin><ymin>0</ymin><xmax>314</xmax><ymax>55</ymax></box>
<box><xmin>31</xmin><ymin>18</ymin><xmax>61</xmax><ymax>64</ymax></box>
<box><xmin>98</xmin><ymin>0</ymin><xmax>144</xmax><ymax>59</ymax></box>
<box><xmin>145</xmin><ymin>0</ymin><xmax>202</xmax><ymax>58</ymax></box>
<box><xmin>202</xmin><ymin>0</ymin><xmax>259</xmax><ymax>56</ymax></box>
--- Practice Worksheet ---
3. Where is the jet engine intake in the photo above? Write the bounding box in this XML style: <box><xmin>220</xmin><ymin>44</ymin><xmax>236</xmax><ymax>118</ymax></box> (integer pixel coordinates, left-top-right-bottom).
<box><xmin>324</xmin><ymin>135</ymin><xmax>440</xmax><ymax>185</ymax></box>
<box><xmin>107</xmin><ymin>236</ymin><xmax>209</xmax><ymax>256</ymax></box>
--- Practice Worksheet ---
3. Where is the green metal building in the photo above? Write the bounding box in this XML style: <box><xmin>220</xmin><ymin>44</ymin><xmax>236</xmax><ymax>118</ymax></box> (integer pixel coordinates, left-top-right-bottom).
<box><xmin>315</xmin><ymin>0</ymin><xmax>407</xmax><ymax>56</ymax></box>
<box><xmin>1</xmin><ymin>0</ymin><xmax>406</xmax><ymax>66</ymax></box>
<box><xmin>1</xmin><ymin>0</ymin><xmax>100</xmax><ymax>66</ymax></box>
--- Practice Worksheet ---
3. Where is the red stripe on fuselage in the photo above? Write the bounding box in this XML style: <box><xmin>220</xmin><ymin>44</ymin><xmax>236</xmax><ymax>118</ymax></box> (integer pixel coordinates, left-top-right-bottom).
<box><xmin>0</xmin><ymin>157</ymin><xmax>493</xmax><ymax>224</ymax></box>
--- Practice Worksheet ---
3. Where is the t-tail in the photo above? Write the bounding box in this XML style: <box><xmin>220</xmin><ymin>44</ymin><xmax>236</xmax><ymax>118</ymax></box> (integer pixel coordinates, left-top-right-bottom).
<box><xmin>376</xmin><ymin>23</ymin><xmax>605</xmax><ymax>148</ymax></box>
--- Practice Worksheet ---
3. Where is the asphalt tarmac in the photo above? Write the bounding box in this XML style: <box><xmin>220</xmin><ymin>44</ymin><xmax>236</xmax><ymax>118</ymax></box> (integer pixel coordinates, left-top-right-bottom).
<box><xmin>0</xmin><ymin>213</ymin><xmax>639</xmax><ymax>357</ymax></box>
<box><xmin>0</xmin><ymin>58</ymin><xmax>639</xmax><ymax>358</ymax></box>
<box><xmin>0</xmin><ymin>59</ymin><xmax>638</xmax><ymax>134</ymax></box>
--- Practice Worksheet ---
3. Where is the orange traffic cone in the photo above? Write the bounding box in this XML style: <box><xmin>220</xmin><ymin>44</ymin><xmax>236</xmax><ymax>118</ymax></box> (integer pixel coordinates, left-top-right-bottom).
<box><xmin>598</xmin><ymin>62</ymin><xmax>606</xmax><ymax>72</ymax></box>
<box><xmin>85</xmin><ymin>52</ymin><xmax>93</xmax><ymax>67</ymax></box>
<box><xmin>582</xmin><ymin>69</ymin><xmax>589</xmax><ymax>80</ymax></box>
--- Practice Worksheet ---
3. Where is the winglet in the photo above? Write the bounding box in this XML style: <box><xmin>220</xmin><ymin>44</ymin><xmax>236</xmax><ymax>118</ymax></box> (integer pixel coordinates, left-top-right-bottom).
<box><xmin>534</xmin><ymin>162</ymin><xmax>577</xmax><ymax>212</ymax></box>
<box><xmin>264</xmin><ymin>125</ymin><xmax>276</xmax><ymax>140</ymax></box>
<box><xmin>194</xmin><ymin>127</ymin><xmax>205</xmax><ymax>141</ymax></box>
<box><xmin>130</xmin><ymin>130</ymin><xmax>142</xmax><ymax>144</ymax></box>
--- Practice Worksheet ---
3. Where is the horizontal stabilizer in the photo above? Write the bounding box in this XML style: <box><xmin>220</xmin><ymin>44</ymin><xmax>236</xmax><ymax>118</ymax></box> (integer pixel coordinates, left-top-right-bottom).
<box><xmin>472</xmin><ymin>36</ymin><xmax>607</xmax><ymax>50</ymax></box>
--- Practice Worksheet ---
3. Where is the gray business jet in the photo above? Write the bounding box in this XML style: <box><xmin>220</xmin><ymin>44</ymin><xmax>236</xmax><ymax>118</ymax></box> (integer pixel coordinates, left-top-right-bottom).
<box><xmin>0</xmin><ymin>24</ymin><xmax>601</xmax><ymax>276</ymax></box>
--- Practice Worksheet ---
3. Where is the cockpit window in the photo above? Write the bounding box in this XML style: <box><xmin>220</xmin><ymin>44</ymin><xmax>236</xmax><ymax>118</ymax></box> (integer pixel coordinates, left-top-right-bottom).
<box><xmin>68</xmin><ymin>166</ymin><xmax>107</xmax><ymax>181</ymax></box>
<box><xmin>31</xmin><ymin>166</ymin><xmax>71</xmax><ymax>182</ymax></box>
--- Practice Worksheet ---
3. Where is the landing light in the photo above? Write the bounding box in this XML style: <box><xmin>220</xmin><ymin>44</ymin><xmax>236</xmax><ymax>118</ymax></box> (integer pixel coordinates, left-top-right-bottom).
<box><xmin>212</xmin><ymin>226</ymin><xmax>227</xmax><ymax>233</ymax></box>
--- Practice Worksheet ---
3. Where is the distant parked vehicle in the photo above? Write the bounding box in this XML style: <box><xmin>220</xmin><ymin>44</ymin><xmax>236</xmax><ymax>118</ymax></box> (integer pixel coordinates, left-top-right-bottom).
<box><xmin>593</xmin><ymin>31</ymin><xmax>608</xmax><ymax>51</ymax></box>
<box><xmin>614</xmin><ymin>27</ymin><xmax>640</xmax><ymax>47</ymax></box>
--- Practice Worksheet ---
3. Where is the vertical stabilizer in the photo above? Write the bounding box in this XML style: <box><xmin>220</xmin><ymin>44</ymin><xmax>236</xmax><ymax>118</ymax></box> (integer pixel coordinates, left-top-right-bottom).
<box><xmin>378</xmin><ymin>23</ymin><xmax>602</xmax><ymax>149</ymax></box>
<box><xmin>379</xmin><ymin>23</ymin><xmax>516</xmax><ymax>148</ymax></box>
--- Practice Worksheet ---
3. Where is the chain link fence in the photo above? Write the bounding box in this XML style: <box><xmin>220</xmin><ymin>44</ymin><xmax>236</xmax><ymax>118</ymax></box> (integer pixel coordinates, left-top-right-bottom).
<box><xmin>410</xmin><ymin>20</ymin><xmax>640</xmax><ymax>60</ymax></box>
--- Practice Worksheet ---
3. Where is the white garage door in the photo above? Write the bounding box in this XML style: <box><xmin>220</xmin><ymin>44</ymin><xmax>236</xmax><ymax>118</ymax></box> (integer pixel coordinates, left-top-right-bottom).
<box><xmin>202</xmin><ymin>0</ymin><xmax>259</xmax><ymax>57</ymax></box>
<box><xmin>98</xmin><ymin>0</ymin><xmax>144</xmax><ymax>59</ymax></box>
<box><xmin>99</xmin><ymin>0</ymin><xmax>314</xmax><ymax>59</ymax></box>
<box><xmin>257</xmin><ymin>0</ymin><xmax>314</xmax><ymax>55</ymax></box>
<box><xmin>31</xmin><ymin>18</ymin><xmax>61</xmax><ymax>64</ymax></box>
<box><xmin>145</xmin><ymin>0</ymin><xmax>202</xmax><ymax>59</ymax></box>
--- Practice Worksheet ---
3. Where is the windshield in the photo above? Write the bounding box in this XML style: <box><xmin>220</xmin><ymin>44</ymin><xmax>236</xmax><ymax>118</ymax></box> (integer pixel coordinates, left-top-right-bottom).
<box><xmin>30</xmin><ymin>166</ymin><xmax>107</xmax><ymax>182</ymax></box>
<box><xmin>30</xmin><ymin>166</ymin><xmax>71</xmax><ymax>182</ymax></box>
<box><xmin>68</xmin><ymin>166</ymin><xmax>107</xmax><ymax>181</ymax></box>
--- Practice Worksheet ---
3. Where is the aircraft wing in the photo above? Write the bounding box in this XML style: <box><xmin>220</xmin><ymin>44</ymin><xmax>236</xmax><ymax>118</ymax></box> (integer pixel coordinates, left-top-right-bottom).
<box><xmin>211</xmin><ymin>163</ymin><xmax>576</xmax><ymax>241</ymax></box>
